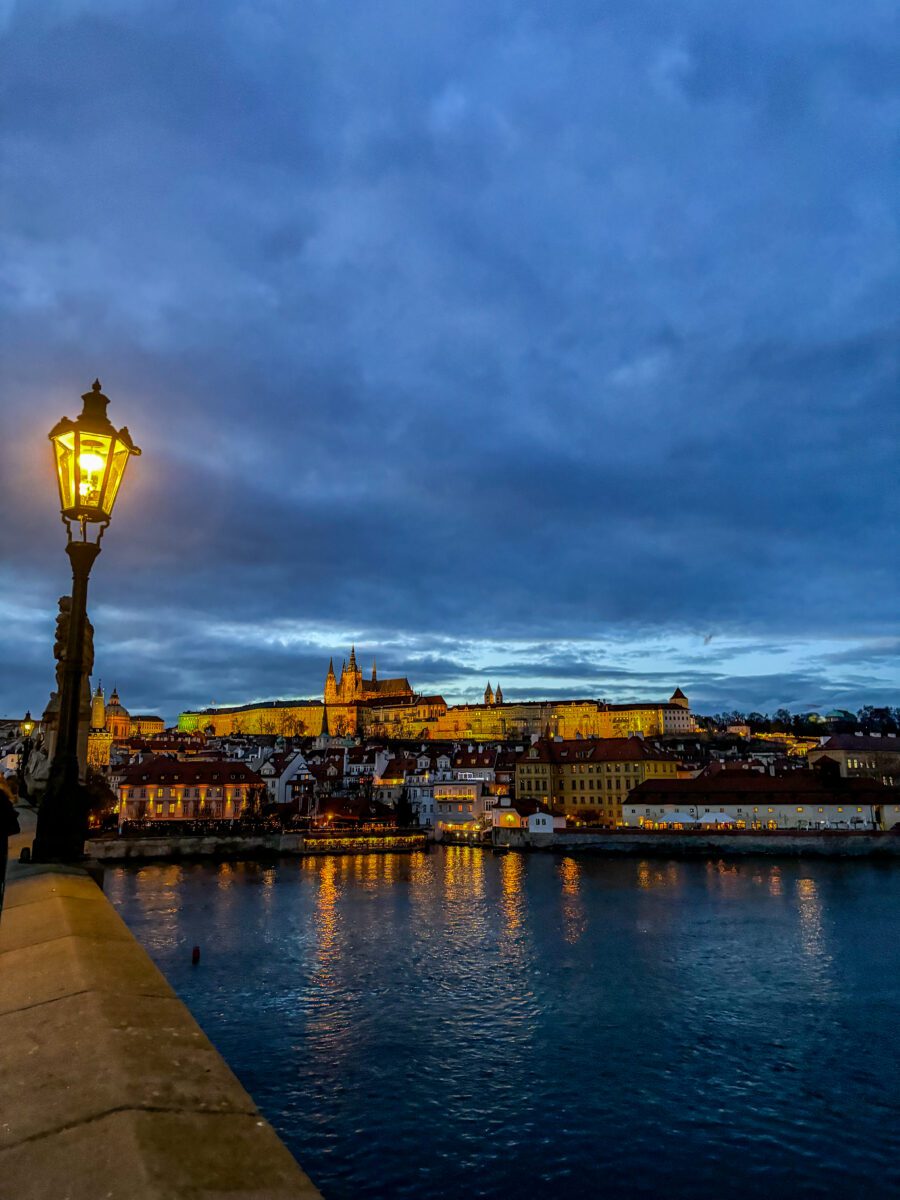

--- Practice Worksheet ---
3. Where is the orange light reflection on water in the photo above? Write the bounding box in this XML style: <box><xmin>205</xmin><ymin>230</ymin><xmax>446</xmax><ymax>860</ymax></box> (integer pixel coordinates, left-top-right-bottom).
<box><xmin>637</xmin><ymin>860</ymin><xmax>683</xmax><ymax>891</ymax></box>
<box><xmin>313</xmin><ymin>856</ymin><xmax>341</xmax><ymax>991</ymax></box>
<box><xmin>500</xmin><ymin>852</ymin><xmax>525</xmax><ymax>946</ymax></box>
<box><xmin>558</xmin><ymin>856</ymin><xmax>586</xmax><ymax>945</ymax></box>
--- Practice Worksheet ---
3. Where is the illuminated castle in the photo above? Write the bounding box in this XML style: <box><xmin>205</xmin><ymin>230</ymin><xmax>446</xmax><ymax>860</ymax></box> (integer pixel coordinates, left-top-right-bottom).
<box><xmin>178</xmin><ymin>653</ymin><xmax>694</xmax><ymax>742</ymax></box>
<box><xmin>324</xmin><ymin>647</ymin><xmax>414</xmax><ymax>704</ymax></box>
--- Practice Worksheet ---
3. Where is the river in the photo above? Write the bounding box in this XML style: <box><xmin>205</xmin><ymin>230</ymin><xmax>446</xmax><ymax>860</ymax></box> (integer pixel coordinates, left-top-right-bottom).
<box><xmin>107</xmin><ymin>848</ymin><xmax>900</xmax><ymax>1199</ymax></box>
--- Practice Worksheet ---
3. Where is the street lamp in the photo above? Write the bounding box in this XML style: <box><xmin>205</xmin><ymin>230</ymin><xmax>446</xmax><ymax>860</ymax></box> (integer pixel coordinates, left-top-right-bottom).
<box><xmin>32</xmin><ymin>380</ymin><xmax>140</xmax><ymax>861</ymax></box>
<box><xmin>17</xmin><ymin>710</ymin><xmax>35</xmax><ymax>798</ymax></box>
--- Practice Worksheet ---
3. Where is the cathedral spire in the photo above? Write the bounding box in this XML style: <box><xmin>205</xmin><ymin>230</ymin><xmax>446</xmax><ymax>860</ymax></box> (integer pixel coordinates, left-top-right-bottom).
<box><xmin>324</xmin><ymin>657</ymin><xmax>338</xmax><ymax>704</ymax></box>
<box><xmin>372</xmin><ymin>657</ymin><xmax>377</xmax><ymax>682</ymax></box>
<box><xmin>349</xmin><ymin>645</ymin><xmax>357</xmax><ymax>670</ymax></box>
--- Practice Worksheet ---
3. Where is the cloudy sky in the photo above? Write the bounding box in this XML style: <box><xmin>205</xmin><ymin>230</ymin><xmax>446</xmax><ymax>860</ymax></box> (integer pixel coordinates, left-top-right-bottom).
<box><xmin>1</xmin><ymin>0</ymin><xmax>898</xmax><ymax>724</ymax></box>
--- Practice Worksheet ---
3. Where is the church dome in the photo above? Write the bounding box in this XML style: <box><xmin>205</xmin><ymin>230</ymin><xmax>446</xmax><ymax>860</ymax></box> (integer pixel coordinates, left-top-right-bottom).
<box><xmin>107</xmin><ymin>688</ymin><xmax>130</xmax><ymax>719</ymax></box>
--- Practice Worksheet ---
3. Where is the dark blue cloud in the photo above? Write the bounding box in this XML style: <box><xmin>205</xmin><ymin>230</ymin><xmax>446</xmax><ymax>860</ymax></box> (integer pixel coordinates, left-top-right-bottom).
<box><xmin>0</xmin><ymin>0</ymin><xmax>897</xmax><ymax>722</ymax></box>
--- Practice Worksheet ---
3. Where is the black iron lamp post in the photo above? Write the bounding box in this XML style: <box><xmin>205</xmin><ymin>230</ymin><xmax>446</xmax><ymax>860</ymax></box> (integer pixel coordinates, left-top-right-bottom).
<box><xmin>32</xmin><ymin>380</ymin><xmax>140</xmax><ymax>861</ymax></box>
<box><xmin>17</xmin><ymin>710</ymin><xmax>35</xmax><ymax>797</ymax></box>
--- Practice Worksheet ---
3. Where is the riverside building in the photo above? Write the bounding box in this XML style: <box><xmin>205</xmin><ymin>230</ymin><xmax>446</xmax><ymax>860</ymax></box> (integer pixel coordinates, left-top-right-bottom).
<box><xmin>116</xmin><ymin>756</ymin><xmax>258</xmax><ymax>822</ymax></box>
<box><xmin>624</xmin><ymin>772</ymin><xmax>900</xmax><ymax>830</ymax></box>
<box><xmin>515</xmin><ymin>736</ymin><xmax>679</xmax><ymax>825</ymax></box>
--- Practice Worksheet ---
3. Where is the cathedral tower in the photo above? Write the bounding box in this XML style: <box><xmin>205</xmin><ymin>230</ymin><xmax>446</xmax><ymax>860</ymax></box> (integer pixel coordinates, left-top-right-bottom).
<box><xmin>324</xmin><ymin>658</ymin><xmax>338</xmax><ymax>704</ymax></box>
<box><xmin>484</xmin><ymin>682</ymin><xmax>494</xmax><ymax>706</ymax></box>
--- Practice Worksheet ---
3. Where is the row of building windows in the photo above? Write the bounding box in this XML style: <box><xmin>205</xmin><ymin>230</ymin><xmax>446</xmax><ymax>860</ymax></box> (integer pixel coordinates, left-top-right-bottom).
<box><xmin>124</xmin><ymin>786</ymin><xmax>244</xmax><ymax>799</ymax></box>
<box><xmin>520</xmin><ymin>763</ymin><xmax>641</xmax><ymax>774</ymax></box>
<box><xmin>636</xmin><ymin>805</ymin><xmax>868</xmax><ymax>815</ymax></box>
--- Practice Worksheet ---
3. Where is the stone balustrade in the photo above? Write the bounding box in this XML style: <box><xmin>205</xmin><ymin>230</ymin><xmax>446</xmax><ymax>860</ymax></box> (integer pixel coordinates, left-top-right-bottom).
<box><xmin>1</xmin><ymin>819</ymin><xmax>322</xmax><ymax>1200</ymax></box>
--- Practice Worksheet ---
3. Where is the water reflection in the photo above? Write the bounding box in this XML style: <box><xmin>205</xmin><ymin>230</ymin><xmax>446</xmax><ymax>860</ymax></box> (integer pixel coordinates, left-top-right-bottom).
<box><xmin>703</xmin><ymin>859</ymin><xmax>741</xmax><ymax>898</ymax></box>
<box><xmin>313</xmin><ymin>855</ymin><xmax>341</xmax><ymax>991</ymax></box>
<box><xmin>558</xmin><ymin>857</ymin><xmax>586</xmax><ymax>945</ymax></box>
<box><xmin>795</xmin><ymin>876</ymin><xmax>834</xmax><ymax>993</ymax></box>
<box><xmin>637</xmin><ymin>860</ymin><xmax>683</xmax><ymax>891</ymax></box>
<box><xmin>500</xmin><ymin>852</ymin><xmax>525</xmax><ymax>949</ymax></box>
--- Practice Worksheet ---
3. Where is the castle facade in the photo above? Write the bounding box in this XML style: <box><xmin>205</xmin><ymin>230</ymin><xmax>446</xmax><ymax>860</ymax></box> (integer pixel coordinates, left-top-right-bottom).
<box><xmin>178</xmin><ymin>652</ymin><xmax>694</xmax><ymax>743</ymax></box>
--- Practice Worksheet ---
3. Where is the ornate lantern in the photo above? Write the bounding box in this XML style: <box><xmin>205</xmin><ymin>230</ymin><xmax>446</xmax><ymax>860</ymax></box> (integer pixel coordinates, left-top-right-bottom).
<box><xmin>49</xmin><ymin>379</ymin><xmax>140</xmax><ymax>532</ymax></box>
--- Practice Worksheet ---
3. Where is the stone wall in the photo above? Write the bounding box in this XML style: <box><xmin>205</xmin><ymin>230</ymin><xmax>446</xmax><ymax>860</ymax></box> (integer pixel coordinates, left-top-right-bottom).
<box><xmin>0</xmin><ymin>859</ymin><xmax>321</xmax><ymax>1199</ymax></box>
<box><xmin>493</xmin><ymin>828</ymin><xmax>900</xmax><ymax>858</ymax></box>
<box><xmin>87</xmin><ymin>831</ymin><xmax>428</xmax><ymax>861</ymax></box>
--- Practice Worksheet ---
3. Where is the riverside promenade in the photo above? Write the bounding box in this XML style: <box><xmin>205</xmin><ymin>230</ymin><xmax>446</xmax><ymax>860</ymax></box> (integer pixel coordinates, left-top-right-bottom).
<box><xmin>1</xmin><ymin>805</ymin><xmax>322</xmax><ymax>1200</ymax></box>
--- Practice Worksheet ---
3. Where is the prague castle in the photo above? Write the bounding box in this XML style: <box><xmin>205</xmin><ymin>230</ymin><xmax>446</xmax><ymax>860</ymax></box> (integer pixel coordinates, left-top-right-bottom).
<box><xmin>177</xmin><ymin>650</ymin><xmax>695</xmax><ymax>742</ymax></box>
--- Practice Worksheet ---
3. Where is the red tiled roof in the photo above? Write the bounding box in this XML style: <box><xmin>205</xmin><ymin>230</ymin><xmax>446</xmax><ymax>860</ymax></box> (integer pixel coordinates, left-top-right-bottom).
<box><xmin>452</xmin><ymin>749</ymin><xmax>498</xmax><ymax>769</ymax></box>
<box><xmin>817</xmin><ymin>735</ymin><xmax>900</xmax><ymax>752</ymax></box>
<box><xmin>118</xmin><ymin>756</ymin><xmax>257</xmax><ymax>786</ymax></box>
<box><xmin>630</xmin><ymin>774</ymin><xmax>894</xmax><ymax>802</ymax></box>
<box><xmin>519</xmin><ymin>737</ymin><xmax>674</xmax><ymax>765</ymax></box>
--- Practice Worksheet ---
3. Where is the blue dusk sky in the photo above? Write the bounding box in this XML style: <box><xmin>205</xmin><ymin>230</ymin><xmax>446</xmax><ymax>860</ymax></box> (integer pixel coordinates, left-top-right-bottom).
<box><xmin>1</xmin><ymin>0</ymin><xmax>898</xmax><ymax>725</ymax></box>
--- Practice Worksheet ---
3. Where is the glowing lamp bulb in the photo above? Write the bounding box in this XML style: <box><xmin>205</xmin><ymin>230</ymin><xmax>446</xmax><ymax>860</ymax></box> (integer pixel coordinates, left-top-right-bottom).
<box><xmin>79</xmin><ymin>451</ymin><xmax>104</xmax><ymax>474</ymax></box>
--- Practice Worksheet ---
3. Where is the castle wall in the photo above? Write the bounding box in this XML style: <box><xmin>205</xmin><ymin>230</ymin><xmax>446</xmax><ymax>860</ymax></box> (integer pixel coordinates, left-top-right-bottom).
<box><xmin>178</xmin><ymin>703</ymin><xmax>325</xmax><ymax>737</ymax></box>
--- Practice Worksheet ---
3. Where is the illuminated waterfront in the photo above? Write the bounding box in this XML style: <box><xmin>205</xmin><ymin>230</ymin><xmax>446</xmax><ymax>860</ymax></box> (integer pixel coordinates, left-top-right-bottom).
<box><xmin>108</xmin><ymin>850</ymin><xmax>900</xmax><ymax>1199</ymax></box>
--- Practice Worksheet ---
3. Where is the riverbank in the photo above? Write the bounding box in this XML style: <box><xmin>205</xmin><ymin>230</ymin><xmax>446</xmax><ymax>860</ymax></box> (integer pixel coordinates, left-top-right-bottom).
<box><xmin>87</xmin><ymin>829</ymin><xmax>427</xmax><ymax>862</ymax></box>
<box><xmin>493</xmin><ymin>828</ymin><xmax>900</xmax><ymax>857</ymax></box>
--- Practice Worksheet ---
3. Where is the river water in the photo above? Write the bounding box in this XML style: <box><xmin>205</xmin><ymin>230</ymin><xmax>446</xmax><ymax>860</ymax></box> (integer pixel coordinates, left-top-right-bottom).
<box><xmin>107</xmin><ymin>848</ymin><xmax>900</xmax><ymax>1199</ymax></box>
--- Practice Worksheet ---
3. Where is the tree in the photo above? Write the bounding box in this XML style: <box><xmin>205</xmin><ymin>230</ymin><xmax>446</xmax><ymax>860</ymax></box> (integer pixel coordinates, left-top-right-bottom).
<box><xmin>773</xmin><ymin>708</ymin><xmax>792</xmax><ymax>731</ymax></box>
<box><xmin>394</xmin><ymin>786</ymin><xmax>415</xmax><ymax>828</ymax></box>
<box><xmin>244</xmin><ymin>784</ymin><xmax>266</xmax><ymax>821</ymax></box>
<box><xmin>85</xmin><ymin>769</ymin><xmax>117</xmax><ymax>830</ymax></box>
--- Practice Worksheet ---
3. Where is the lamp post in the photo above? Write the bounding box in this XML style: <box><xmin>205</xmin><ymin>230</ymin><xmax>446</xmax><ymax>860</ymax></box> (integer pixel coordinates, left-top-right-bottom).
<box><xmin>32</xmin><ymin>380</ymin><xmax>140</xmax><ymax>861</ymax></box>
<box><xmin>17</xmin><ymin>710</ymin><xmax>35</xmax><ymax>798</ymax></box>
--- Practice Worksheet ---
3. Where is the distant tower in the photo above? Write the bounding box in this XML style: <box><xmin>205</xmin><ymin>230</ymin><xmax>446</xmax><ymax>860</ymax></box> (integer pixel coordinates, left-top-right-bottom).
<box><xmin>90</xmin><ymin>681</ymin><xmax>106</xmax><ymax>731</ymax></box>
<box><xmin>670</xmin><ymin>687</ymin><xmax>689</xmax><ymax>710</ymax></box>
<box><xmin>346</xmin><ymin>645</ymin><xmax>363</xmax><ymax>701</ymax></box>
<box><xmin>371</xmin><ymin>657</ymin><xmax>377</xmax><ymax>683</ymax></box>
<box><xmin>324</xmin><ymin>658</ymin><xmax>338</xmax><ymax>704</ymax></box>
<box><xmin>495</xmin><ymin>683</ymin><xmax>503</xmax><ymax>704</ymax></box>
<box><xmin>484</xmin><ymin>682</ymin><xmax>494</xmax><ymax>706</ymax></box>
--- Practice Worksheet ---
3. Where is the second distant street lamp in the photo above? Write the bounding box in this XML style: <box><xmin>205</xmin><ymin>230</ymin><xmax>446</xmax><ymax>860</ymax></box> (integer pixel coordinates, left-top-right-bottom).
<box><xmin>32</xmin><ymin>380</ymin><xmax>140</xmax><ymax>862</ymax></box>
<box><xmin>17</xmin><ymin>710</ymin><xmax>35</xmax><ymax>796</ymax></box>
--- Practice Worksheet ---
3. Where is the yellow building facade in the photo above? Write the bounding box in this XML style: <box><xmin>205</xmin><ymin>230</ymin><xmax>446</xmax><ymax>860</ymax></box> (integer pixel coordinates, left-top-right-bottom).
<box><xmin>177</xmin><ymin>656</ymin><xmax>694</xmax><ymax>745</ymax></box>
<box><xmin>515</xmin><ymin>737</ymin><xmax>679</xmax><ymax>825</ymax></box>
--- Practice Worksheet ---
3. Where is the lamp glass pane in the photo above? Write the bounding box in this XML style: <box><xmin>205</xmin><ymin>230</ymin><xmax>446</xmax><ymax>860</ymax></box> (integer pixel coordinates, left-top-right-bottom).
<box><xmin>53</xmin><ymin>430</ymin><xmax>76</xmax><ymax>511</ymax></box>
<box><xmin>76</xmin><ymin>433</ymin><xmax>112</xmax><ymax>513</ymax></box>
<box><xmin>102</xmin><ymin>439</ymin><xmax>132</xmax><ymax>516</ymax></box>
